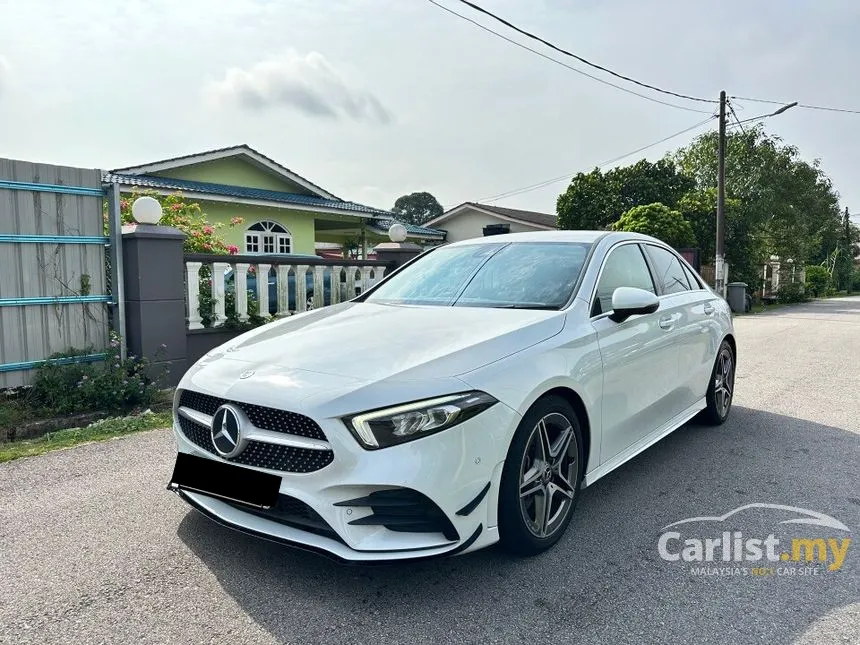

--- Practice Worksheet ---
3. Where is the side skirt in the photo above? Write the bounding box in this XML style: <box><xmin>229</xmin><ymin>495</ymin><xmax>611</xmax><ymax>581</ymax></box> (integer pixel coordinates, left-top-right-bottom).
<box><xmin>582</xmin><ymin>398</ymin><xmax>706</xmax><ymax>488</ymax></box>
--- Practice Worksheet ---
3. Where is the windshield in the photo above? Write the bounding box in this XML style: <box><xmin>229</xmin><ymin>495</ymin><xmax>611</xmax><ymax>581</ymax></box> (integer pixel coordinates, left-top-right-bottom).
<box><xmin>365</xmin><ymin>242</ymin><xmax>591</xmax><ymax>309</ymax></box>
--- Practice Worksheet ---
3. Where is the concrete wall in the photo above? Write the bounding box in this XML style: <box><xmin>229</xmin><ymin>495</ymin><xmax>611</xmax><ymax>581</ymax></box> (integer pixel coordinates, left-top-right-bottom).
<box><xmin>200</xmin><ymin>201</ymin><xmax>319</xmax><ymax>255</ymax></box>
<box><xmin>439</xmin><ymin>210</ymin><xmax>549</xmax><ymax>243</ymax></box>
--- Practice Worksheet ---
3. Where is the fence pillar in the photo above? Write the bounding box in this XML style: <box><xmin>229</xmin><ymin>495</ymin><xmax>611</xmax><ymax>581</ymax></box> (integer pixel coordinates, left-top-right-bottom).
<box><xmin>373</xmin><ymin>242</ymin><xmax>423</xmax><ymax>272</ymax></box>
<box><xmin>236</xmin><ymin>263</ymin><xmax>251</xmax><ymax>322</ymax></box>
<box><xmin>122</xmin><ymin>224</ymin><xmax>187</xmax><ymax>386</ymax></box>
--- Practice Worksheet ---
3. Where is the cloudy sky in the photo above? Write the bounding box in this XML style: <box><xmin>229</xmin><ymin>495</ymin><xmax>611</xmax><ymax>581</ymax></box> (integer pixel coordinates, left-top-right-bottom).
<box><xmin>1</xmin><ymin>0</ymin><xmax>859</xmax><ymax>217</ymax></box>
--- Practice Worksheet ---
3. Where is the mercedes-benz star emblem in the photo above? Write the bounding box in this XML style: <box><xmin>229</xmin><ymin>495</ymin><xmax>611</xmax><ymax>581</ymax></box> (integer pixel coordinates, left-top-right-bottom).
<box><xmin>211</xmin><ymin>405</ymin><xmax>246</xmax><ymax>458</ymax></box>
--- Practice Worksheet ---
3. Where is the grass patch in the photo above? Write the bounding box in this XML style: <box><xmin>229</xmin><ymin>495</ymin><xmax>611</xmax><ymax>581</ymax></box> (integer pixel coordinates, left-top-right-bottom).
<box><xmin>0</xmin><ymin>411</ymin><xmax>172</xmax><ymax>464</ymax></box>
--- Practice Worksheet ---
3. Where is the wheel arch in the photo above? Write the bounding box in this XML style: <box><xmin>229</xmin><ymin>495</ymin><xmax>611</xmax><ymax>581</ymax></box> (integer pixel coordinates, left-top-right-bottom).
<box><xmin>723</xmin><ymin>333</ymin><xmax>736</xmax><ymax>359</ymax></box>
<box><xmin>530</xmin><ymin>386</ymin><xmax>592</xmax><ymax>478</ymax></box>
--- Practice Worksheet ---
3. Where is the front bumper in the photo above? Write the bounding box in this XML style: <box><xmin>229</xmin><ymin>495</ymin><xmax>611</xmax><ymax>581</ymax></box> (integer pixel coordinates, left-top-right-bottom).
<box><xmin>171</xmin><ymin>398</ymin><xmax>519</xmax><ymax>562</ymax></box>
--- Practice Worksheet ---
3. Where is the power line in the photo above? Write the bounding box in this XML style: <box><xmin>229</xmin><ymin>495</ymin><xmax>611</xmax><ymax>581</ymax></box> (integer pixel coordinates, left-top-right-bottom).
<box><xmin>429</xmin><ymin>1</ymin><xmax>860</xmax><ymax>118</ymax></box>
<box><xmin>726</xmin><ymin>101</ymin><xmax>799</xmax><ymax>129</ymax></box>
<box><xmin>449</xmin><ymin>0</ymin><xmax>718</xmax><ymax>106</ymax></box>
<box><xmin>730</xmin><ymin>95</ymin><xmax>860</xmax><ymax>115</ymax></box>
<box><xmin>726</xmin><ymin>98</ymin><xmax>746</xmax><ymax>135</ymax></box>
<box><xmin>476</xmin><ymin>115</ymin><xmax>717</xmax><ymax>203</ymax></box>
<box><xmin>726</xmin><ymin>115</ymin><xmax>764</xmax><ymax>129</ymax></box>
<box><xmin>425</xmin><ymin>0</ymin><xmax>714</xmax><ymax>114</ymax></box>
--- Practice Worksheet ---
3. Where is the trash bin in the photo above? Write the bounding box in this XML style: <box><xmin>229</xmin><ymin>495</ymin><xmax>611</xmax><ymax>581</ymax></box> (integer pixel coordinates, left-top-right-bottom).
<box><xmin>726</xmin><ymin>282</ymin><xmax>748</xmax><ymax>313</ymax></box>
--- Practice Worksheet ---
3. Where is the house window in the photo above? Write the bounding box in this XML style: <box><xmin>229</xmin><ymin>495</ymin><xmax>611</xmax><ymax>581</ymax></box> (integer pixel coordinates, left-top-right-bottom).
<box><xmin>245</xmin><ymin>221</ymin><xmax>291</xmax><ymax>255</ymax></box>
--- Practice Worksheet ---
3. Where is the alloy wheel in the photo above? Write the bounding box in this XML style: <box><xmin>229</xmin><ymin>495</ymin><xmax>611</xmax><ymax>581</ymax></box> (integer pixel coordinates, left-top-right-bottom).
<box><xmin>714</xmin><ymin>347</ymin><xmax>734</xmax><ymax>418</ymax></box>
<box><xmin>518</xmin><ymin>412</ymin><xmax>578</xmax><ymax>538</ymax></box>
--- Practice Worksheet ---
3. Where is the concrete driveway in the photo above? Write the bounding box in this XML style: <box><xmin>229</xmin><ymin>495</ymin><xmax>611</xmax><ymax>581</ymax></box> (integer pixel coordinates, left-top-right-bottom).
<box><xmin>2</xmin><ymin>297</ymin><xmax>858</xmax><ymax>645</ymax></box>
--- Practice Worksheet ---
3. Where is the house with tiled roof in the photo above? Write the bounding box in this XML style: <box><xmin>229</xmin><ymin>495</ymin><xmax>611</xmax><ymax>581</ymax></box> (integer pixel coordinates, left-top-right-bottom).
<box><xmin>104</xmin><ymin>145</ymin><xmax>445</xmax><ymax>256</ymax></box>
<box><xmin>424</xmin><ymin>202</ymin><xmax>557</xmax><ymax>243</ymax></box>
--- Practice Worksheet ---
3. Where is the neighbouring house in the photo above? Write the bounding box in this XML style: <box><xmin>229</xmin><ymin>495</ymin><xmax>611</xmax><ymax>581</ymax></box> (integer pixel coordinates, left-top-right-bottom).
<box><xmin>104</xmin><ymin>145</ymin><xmax>445</xmax><ymax>256</ymax></box>
<box><xmin>423</xmin><ymin>202</ymin><xmax>557</xmax><ymax>243</ymax></box>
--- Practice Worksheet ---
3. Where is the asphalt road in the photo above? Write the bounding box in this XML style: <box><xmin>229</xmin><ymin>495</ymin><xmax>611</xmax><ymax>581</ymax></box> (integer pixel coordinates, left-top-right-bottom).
<box><xmin>2</xmin><ymin>297</ymin><xmax>859</xmax><ymax>645</ymax></box>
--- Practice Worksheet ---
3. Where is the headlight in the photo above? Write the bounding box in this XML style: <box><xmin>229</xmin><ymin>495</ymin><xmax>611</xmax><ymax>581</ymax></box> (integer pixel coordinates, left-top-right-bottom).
<box><xmin>344</xmin><ymin>392</ymin><xmax>498</xmax><ymax>449</ymax></box>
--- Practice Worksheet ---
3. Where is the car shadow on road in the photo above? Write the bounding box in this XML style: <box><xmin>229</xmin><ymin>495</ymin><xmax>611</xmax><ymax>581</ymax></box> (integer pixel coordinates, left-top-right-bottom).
<box><xmin>177</xmin><ymin>406</ymin><xmax>859</xmax><ymax>645</ymax></box>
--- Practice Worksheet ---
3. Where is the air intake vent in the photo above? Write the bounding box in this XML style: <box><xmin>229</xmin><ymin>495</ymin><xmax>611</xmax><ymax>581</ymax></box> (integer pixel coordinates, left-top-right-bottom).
<box><xmin>335</xmin><ymin>488</ymin><xmax>459</xmax><ymax>541</ymax></box>
<box><xmin>224</xmin><ymin>494</ymin><xmax>343</xmax><ymax>543</ymax></box>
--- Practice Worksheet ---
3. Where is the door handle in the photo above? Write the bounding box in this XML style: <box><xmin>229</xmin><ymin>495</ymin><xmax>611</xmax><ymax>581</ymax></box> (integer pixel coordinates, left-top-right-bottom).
<box><xmin>658</xmin><ymin>315</ymin><xmax>675</xmax><ymax>330</ymax></box>
<box><xmin>703</xmin><ymin>303</ymin><xmax>715</xmax><ymax>315</ymax></box>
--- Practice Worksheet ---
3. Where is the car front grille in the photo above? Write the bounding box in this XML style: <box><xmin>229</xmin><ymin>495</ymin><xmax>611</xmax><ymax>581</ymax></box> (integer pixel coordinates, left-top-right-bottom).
<box><xmin>179</xmin><ymin>390</ymin><xmax>327</xmax><ymax>441</ymax></box>
<box><xmin>177</xmin><ymin>390</ymin><xmax>334</xmax><ymax>474</ymax></box>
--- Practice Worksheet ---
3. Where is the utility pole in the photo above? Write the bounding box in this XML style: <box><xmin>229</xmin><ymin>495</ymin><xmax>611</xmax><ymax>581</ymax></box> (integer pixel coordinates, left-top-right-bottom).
<box><xmin>846</xmin><ymin>207</ymin><xmax>852</xmax><ymax>295</ymax></box>
<box><xmin>715</xmin><ymin>90</ymin><xmax>727</xmax><ymax>297</ymax></box>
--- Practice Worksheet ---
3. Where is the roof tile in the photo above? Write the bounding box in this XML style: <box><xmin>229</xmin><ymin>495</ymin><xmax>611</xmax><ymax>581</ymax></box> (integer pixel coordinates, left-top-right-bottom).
<box><xmin>105</xmin><ymin>172</ymin><xmax>390</xmax><ymax>216</ymax></box>
<box><xmin>102</xmin><ymin>172</ymin><xmax>446</xmax><ymax>238</ymax></box>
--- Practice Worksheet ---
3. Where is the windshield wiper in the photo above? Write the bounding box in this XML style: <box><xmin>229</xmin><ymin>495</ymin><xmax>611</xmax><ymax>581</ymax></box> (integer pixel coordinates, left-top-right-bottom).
<box><xmin>483</xmin><ymin>303</ymin><xmax>561</xmax><ymax>310</ymax></box>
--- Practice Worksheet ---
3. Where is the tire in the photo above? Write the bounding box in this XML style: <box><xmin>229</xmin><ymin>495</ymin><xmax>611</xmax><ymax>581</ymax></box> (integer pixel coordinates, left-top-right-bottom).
<box><xmin>498</xmin><ymin>396</ymin><xmax>584</xmax><ymax>556</ymax></box>
<box><xmin>701</xmin><ymin>340</ymin><xmax>735</xmax><ymax>425</ymax></box>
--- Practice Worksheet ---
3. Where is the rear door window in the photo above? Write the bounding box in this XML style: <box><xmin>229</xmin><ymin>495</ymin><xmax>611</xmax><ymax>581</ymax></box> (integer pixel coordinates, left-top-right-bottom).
<box><xmin>644</xmin><ymin>245</ymin><xmax>691</xmax><ymax>295</ymax></box>
<box><xmin>682</xmin><ymin>263</ymin><xmax>703</xmax><ymax>290</ymax></box>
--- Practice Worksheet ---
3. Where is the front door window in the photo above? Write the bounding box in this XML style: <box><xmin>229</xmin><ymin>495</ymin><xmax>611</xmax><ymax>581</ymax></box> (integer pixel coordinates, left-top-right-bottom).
<box><xmin>592</xmin><ymin>243</ymin><xmax>656</xmax><ymax>316</ymax></box>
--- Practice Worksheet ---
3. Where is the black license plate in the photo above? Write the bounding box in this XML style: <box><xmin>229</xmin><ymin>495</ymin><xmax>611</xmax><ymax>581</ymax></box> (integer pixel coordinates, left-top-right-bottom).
<box><xmin>168</xmin><ymin>452</ymin><xmax>280</xmax><ymax>509</ymax></box>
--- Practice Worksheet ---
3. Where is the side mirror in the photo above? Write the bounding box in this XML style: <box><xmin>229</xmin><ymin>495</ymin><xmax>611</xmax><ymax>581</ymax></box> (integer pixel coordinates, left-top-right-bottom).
<box><xmin>609</xmin><ymin>287</ymin><xmax>659</xmax><ymax>323</ymax></box>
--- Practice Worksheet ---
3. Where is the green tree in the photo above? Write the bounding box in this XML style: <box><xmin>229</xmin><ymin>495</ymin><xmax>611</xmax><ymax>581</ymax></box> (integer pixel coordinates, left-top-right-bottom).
<box><xmin>804</xmin><ymin>265</ymin><xmax>831</xmax><ymax>297</ymax></box>
<box><xmin>557</xmin><ymin>158</ymin><xmax>694</xmax><ymax>230</ymax></box>
<box><xmin>392</xmin><ymin>192</ymin><xmax>444</xmax><ymax>225</ymax></box>
<box><xmin>674</xmin><ymin>125</ymin><xmax>842</xmax><ymax>279</ymax></box>
<box><xmin>611</xmin><ymin>202</ymin><xmax>696</xmax><ymax>248</ymax></box>
<box><xmin>675</xmin><ymin>189</ymin><xmax>760</xmax><ymax>285</ymax></box>
<box><xmin>835</xmin><ymin>210</ymin><xmax>860</xmax><ymax>292</ymax></box>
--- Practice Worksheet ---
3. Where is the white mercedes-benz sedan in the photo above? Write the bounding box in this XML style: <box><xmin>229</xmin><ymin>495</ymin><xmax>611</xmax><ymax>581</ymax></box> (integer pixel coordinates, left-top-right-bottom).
<box><xmin>168</xmin><ymin>231</ymin><xmax>735</xmax><ymax>562</ymax></box>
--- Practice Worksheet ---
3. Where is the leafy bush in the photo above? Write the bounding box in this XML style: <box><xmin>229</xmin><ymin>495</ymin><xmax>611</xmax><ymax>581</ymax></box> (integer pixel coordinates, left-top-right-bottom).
<box><xmin>611</xmin><ymin>202</ymin><xmax>696</xmax><ymax>248</ymax></box>
<box><xmin>776</xmin><ymin>282</ymin><xmax>806</xmax><ymax>304</ymax></box>
<box><xmin>30</xmin><ymin>334</ymin><xmax>163</xmax><ymax>414</ymax></box>
<box><xmin>852</xmin><ymin>268</ymin><xmax>860</xmax><ymax>292</ymax></box>
<box><xmin>804</xmin><ymin>265</ymin><xmax>831</xmax><ymax>297</ymax></box>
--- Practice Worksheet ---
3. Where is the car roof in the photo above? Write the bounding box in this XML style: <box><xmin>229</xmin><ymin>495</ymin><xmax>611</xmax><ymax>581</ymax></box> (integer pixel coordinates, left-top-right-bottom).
<box><xmin>443</xmin><ymin>230</ymin><xmax>665</xmax><ymax>247</ymax></box>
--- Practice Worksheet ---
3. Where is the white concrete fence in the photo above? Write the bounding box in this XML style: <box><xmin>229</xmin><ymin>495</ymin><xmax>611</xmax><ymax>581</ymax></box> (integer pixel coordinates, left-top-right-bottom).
<box><xmin>183</xmin><ymin>253</ymin><xmax>390</xmax><ymax>330</ymax></box>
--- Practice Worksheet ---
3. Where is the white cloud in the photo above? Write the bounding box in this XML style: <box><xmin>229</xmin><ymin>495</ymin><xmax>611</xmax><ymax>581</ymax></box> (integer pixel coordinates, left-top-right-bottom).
<box><xmin>206</xmin><ymin>51</ymin><xmax>392</xmax><ymax>124</ymax></box>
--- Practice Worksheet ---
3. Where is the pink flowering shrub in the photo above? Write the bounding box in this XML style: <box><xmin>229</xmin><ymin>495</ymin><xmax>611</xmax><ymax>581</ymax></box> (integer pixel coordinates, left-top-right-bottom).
<box><xmin>112</xmin><ymin>191</ymin><xmax>249</xmax><ymax>327</ymax></box>
<box><xmin>116</xmin><ymin>190</ymin><xmax>243</xmax><ymax>254</ymax></box>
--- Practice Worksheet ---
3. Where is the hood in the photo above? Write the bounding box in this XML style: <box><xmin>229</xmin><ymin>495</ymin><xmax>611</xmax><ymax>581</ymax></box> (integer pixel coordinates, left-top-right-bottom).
<box><xmin>203</xmin><ymin>302</ymin><xmax>565</xmax><ymax>383</ymax></box>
